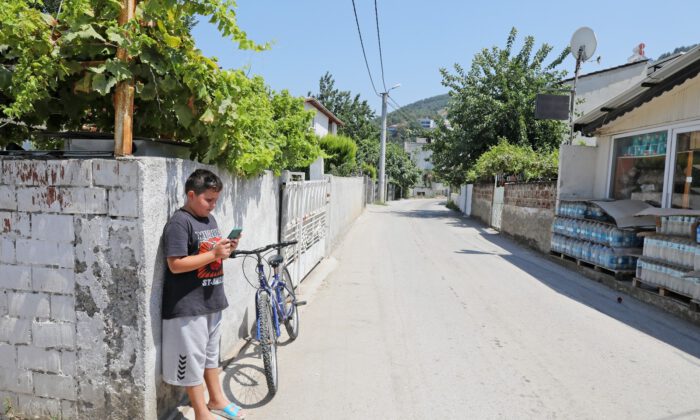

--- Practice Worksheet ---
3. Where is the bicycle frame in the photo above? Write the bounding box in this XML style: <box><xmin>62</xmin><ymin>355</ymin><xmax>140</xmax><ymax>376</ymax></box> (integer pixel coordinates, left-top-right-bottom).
<box><xmin>253</xmin><ymin>257</ymin><xmax>294</xmax><ymax>341</ymax></box>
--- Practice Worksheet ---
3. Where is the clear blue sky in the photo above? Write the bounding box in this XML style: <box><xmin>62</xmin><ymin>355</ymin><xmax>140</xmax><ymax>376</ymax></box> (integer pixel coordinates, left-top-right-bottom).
<box><xmin>192</xmin><ymin>0</ymin><xmax>699</xmax><ymax>114</ymax></box>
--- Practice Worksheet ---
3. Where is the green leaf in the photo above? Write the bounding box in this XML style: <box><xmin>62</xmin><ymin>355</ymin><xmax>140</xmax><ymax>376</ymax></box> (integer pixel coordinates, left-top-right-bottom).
<box><xmin>105</xmin><ymin>60</ymin><xmax>132</xmax><ymax>81</ymax></box>
<box><xmin>199</xmin><ymin>108</ymin><xmax>215</xmax><ymax>124</ymax></box>
<box><xmin>139</xmin><ymin>82</ymin><xmax>157</xmax><ymax>101</ymax></box>
<box><xmin>174</xmin><ymin>104</ymin><xmax>193</xmax><ymax>127</ymax></box>
<box><xmin>73</xmin><ymin>73</ymin><xmax>93</xmax><ymax>94</ymax></box>
<box><xmin>92</xmin><ymin>74</ymin><xmax>117</xmax><ymax>96</ymax></box>
<box><xmin>0</xmin><ymin>67</ymin><xmax>12</xmax><ymax>90</ymax></box>
<box><xmin>64</xmin><ymin>24</ymin><xmax>106</xmax><ymax>43</ymax></box>
<box><xmin>106</xmin><ymin>29</ymin><xmax>125</xmax><ymax>45</ymax></box>
<box><xmin>162</xmin><ymin>33</ymin><xmax>181</xmax><ymax>49</ymax></box>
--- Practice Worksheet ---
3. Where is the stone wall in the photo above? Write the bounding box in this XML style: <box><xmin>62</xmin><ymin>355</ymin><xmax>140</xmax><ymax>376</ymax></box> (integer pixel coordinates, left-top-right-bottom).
<box><xmin>471</xmin><ymin>183</ymin><xmax>493</xmax><ymax>225</ymax></box>
<box><xmin>0</xmin><ymin>156</ymin><xmax>367</xmax><ymax>419</ymax></box>
<box><xmin>501</xmin><ymin>182</ymin><xmax>557</xmax><ymax>253</ymax></box>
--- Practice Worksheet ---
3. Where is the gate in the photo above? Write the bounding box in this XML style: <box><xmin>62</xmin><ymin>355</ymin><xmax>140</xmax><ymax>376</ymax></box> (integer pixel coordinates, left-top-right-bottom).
<box><xmin>491</xmin><ymin>178</ymin><xmax>505</xmax><ymax>230</ymax></box>
<box><xmin>279</xmin><ymin>175</ymin><xmax>330</xmax><ymax>287</ymax></box>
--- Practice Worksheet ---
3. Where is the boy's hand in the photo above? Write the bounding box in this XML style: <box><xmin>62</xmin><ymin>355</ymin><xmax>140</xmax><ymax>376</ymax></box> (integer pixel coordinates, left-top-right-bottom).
<box><xmin>230</xmin><ymin>234</ymin><xmax>241</xmax><ymax>252</ymax></box>
<box><xmin>212</xmin><ymin>238</ymin><xmax>233</xmax><ymax>259</ymax></box>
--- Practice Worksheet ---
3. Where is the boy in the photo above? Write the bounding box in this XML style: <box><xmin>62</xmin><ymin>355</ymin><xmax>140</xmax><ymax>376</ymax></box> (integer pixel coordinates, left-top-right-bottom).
<box><xmin>162</xmin><ymin>169</ymin><xmax>244</xmax><ymax>420</ymax></box>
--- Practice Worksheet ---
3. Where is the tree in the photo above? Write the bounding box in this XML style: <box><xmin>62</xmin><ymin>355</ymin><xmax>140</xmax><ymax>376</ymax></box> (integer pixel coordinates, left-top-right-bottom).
<box><xmin>308</xmin><ymin>72</ymin><xmax>380</xmax><ymax>142</ymax></box>
<box><xmin>0</xmin><ymin>0</ymin><xmax>321</xmax><ymax>176</ymax></box>
<box><xmin>357</xmin><ymin>137</ymin><xmax>419</xmax><ymax>193</ymax></box>
<box><xmin>428</xmin><ymin>27</ymin><xmax>569</xmax><ymax>186</ymax></box>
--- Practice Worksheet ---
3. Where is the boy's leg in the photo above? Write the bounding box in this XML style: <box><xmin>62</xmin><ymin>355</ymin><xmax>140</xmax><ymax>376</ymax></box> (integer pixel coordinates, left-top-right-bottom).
<box><xmin>203</xmin><ymin>312</ymin><xmax>245</xmax><ymax>418</ymax></box>
<box><xmin>163</xmin><ymin>315</ymin><xmax>217</xmax><ymax>419</ymax></box>
<box><xmin>187</xmin><ymin>384</ymin><xmax>216</xmax><ymax>420</ymax></box>
<box><xmin>204</xmin><ymin>367</ymin><xmax>228</xmax><ymax>407</ymax></box>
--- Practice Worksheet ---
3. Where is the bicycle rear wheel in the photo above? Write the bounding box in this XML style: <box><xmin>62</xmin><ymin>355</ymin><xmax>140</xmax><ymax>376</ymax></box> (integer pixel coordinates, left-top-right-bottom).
<box><xmin>280</xmin><ymin>267</ymin><xmax>299</xmax><ymax>340</ymax></box>
<box><xmin>257</xmin><ymin>292</ymin><xmax>278</xmax><ymax>396</ymax></box>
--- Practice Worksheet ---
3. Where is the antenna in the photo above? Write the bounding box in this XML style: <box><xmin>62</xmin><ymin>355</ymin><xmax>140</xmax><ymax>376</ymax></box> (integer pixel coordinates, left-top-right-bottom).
<box><xmin>567</xmin><ymin>27</ymin><xmax>597</xmax><ymax>144</ymax></box>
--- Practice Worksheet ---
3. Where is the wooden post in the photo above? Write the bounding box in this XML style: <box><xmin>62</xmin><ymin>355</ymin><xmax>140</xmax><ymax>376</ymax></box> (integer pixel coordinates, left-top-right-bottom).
<box><xmin>113</xmin><ymin>0</ymin><xmax>137</xmax><ymax>156</ymax></box>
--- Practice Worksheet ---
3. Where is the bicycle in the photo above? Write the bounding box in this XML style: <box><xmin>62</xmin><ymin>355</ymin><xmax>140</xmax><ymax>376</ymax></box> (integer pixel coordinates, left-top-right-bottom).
<box><xmin>231</xmin><ymin>240</ymin><xmax>305</xmax><ymax>396</ymax></box>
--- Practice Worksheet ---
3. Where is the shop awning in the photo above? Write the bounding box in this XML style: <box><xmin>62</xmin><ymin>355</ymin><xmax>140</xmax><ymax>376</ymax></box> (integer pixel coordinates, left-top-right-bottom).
<box><xmin>574</xmin><ymin>46</ymin><xmax>700</xmax><ymax>136</ymax></box>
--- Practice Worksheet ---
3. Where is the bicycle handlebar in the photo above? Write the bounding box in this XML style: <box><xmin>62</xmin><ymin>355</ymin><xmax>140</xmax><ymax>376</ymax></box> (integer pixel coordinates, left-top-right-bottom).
<box><xmin>230</xmin><ymin>240</ymin><xmax>298</xmax><ymax>258</ymax></box>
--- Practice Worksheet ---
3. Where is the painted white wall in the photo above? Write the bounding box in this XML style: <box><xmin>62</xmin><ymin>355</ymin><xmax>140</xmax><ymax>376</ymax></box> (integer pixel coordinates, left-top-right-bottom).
<box><xmin>569</xmin><ymin>62</ymin><xmax>648</xmax><ymax>116</ymax></box>
<box><xmin>558</xmin><ymin>145</ymin><xmax>598</xmax><ymax>199</ymax></box>
<box><xmin>304</xmin><ymin>102</ymin><xmax>330</xmax><ymax>137</ymax></box>
<box><xmin>327</xmin><ymin>176</ymin><xmax>365</xmax><ymax>251</ymax></box>
<box><xmin>567</xmin><ymin>61</ymin><xmax>648</xmax><ymax>146</ymax></box>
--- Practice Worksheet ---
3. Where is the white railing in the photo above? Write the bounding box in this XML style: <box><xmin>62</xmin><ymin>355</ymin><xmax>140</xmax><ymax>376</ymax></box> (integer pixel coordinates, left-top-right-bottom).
<box><xmin>280</xmin><ymin>176</ymin><xmax>330</xmax><ymax>286</ymax></box>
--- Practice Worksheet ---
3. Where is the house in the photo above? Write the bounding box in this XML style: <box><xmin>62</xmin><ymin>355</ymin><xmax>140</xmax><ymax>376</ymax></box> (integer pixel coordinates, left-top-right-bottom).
<box><xmin>563</xmin><ymin>56</ymin><xmax>649</xmax><ymax>145</ymax></box>
<box><xmin>304</xmin><ymin>98</ymin><xmax>344</xmax><ymax>179</ymax></box>
<box><xmin>560</xmin><ymin>45</ymin><xmax>700</xmax><ymax>208</ymax></box>
<box><xmin>419</xmin><ymin>118</ymin><xmax>436</xmax><ymax>129</ymax></box>
<box><xmin>304</xmin><ymin>98</ymin><xmax>343</xmax><ymax>137</ymax></box>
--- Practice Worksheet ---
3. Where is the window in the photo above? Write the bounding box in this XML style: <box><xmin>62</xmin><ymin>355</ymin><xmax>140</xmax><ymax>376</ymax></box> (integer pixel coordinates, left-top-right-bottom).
<box><xmin>670</xmin><ymin>129</ymin><xmax>700</xmax><ymax>209</ymax></box>
<box><xmin>610</xmin><ymin>131</ymin><xmax>668</xmax><ymax>204</ymax></box>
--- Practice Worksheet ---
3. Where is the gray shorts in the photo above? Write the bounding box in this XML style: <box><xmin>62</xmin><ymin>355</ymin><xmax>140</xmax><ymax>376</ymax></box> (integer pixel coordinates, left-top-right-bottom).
<box><xmin>162</xmin><ymin>311</ymin><xmax>223</xmax><ymax>386</ymax></box>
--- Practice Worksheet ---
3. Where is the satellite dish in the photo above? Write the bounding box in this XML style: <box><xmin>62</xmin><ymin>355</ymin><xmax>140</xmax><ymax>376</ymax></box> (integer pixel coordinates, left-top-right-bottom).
<box><xmin>570</xmin><ymin>27</ymin><xmax>597</xmax><ymax>62</ymax></box>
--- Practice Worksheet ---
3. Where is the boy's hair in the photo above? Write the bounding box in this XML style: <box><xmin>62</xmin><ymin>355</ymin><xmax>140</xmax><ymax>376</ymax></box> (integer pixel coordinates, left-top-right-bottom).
<box><xmin>185</xmin><ymin>169</ymin><xmax>223</xmax><ymax>195</ymax></box>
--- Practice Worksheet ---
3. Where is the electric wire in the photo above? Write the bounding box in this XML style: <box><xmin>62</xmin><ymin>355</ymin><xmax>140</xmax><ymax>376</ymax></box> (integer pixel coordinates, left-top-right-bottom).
<box><xmin>351</xmin><ymin>0</ymin><xmax>380</xmax><ymax>96</ymax></box>
<box><xmin>374</xmin><ymin>0</ymin><xmax>387</xmax><ymax>92</ymax></box>
<box><xmin>388</xmin><ymin>95</ymin><xmax>414</xmax><ymax>122</ymax></box>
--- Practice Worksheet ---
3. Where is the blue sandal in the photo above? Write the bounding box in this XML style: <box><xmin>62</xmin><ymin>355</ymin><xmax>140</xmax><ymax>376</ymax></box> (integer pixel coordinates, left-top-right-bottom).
<box><xmin>209</xmin><ymin>403</ymin><xmax>245</xmax><ymax>419</ymax></box>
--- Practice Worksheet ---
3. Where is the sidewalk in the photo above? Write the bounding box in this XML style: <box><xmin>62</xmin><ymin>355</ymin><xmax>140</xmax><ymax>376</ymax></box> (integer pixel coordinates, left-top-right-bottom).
<box><xmin>172</xmin><ymin>257</ymin><xmax>338</xmax><ymax>419</ymax></box>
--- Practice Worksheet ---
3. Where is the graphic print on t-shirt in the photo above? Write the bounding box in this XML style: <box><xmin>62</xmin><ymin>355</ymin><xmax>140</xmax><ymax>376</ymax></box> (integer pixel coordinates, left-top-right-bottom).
<box><xmin>194</xmin><ymin>228</ymin><xmax>224</xmax><ymax>283</ymax></box>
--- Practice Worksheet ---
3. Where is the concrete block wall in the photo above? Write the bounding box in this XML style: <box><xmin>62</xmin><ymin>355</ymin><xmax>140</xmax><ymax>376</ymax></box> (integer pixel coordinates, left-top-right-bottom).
<box><xmin>0</xmin><ymin>158</ymin><xmax>146</xmax><ymax>419</ymax></box>
<box><xmin>1</xmin><ymin>157</ymin><xmax>367</xmax><ymax>419</ymax></box>
<box><xmin>501</xmin><ymin>182</ymin><xmax>557</xmax><ymax>253</ymax></box>
<box><xmin>471</xmin><ymin>183</ymin><xmax>493</xmax><ymax>225</ymax></box>
<box><xmin>140</xmin><ymin>159</ymin><xmax>280</xmax><ymax>418</ymax></box>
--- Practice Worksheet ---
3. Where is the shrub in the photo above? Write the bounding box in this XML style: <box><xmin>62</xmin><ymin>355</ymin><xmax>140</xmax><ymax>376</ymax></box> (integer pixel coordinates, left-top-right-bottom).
<box><xmin>467</xmin><ymin>139</ymin><xmax>558</xmax><ymax>182</ymax></box>
<box><xmin>319</xmin><ymin>134</ymin><xmax>357</xmax><ymax>176</ymax></box>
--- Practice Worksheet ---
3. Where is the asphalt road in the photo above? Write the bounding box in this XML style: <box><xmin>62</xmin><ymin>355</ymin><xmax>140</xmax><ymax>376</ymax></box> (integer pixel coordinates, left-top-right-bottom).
<box><xmin>219</xmin><ymin>199</ymin><xmax>700</xmax><ymax>420</ymax></box>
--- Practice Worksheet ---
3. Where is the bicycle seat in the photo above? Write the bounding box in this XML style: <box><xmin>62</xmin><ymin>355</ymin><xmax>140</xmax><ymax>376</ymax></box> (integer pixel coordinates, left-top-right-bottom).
<box><xmin>269</xmin><ymin>254</ymin><xmax>284</xmax><ymax>267</ymax></box>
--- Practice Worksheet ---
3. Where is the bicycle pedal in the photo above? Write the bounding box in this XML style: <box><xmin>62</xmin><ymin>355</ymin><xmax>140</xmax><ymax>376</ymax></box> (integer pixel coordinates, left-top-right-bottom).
<box><xmin>295</xmin><ymin>300</ymin><xmax>307</xmax><ymax>306</ymax></box>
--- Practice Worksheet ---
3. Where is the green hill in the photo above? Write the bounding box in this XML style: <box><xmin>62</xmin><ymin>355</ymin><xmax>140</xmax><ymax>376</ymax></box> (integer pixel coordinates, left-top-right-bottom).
<box><xmin>385</xmin><ymin>93</ymin><xmax>449</xmax><ymax>127</ymax></box>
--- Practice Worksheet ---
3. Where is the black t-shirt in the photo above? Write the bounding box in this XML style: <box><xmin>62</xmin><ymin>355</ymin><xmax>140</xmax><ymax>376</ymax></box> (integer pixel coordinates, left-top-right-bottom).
<box><xmin>162</xmin><ymin>208</ymin><xmax>229</xmax><ymax>319</ymax></box>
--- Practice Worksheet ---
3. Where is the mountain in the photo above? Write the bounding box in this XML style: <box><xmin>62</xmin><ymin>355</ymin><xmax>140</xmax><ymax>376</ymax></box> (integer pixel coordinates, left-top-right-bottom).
<box><xmin>384</xmin><ymin>93</ymin><xmax>449</xmax><ymax>127</ymax></box>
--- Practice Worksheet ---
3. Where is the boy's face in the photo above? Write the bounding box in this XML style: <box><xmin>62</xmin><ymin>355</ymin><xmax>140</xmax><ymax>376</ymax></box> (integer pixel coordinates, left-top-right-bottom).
<box><xmin>186</xmin><ymin>188</ymin><xmax>220</xmax><ymax>217</ymax></box>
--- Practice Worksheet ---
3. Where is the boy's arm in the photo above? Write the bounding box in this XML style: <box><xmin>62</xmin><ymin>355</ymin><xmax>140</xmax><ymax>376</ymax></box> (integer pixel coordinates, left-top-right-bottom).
<box><xmin>167</xmin><ymin>238</ymin><xmax>239</xmax><ymax>274</ymax></box>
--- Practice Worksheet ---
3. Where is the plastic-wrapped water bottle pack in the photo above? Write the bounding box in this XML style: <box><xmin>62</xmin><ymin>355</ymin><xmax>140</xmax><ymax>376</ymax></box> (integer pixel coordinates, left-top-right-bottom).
<box><xmin>643</xmin><ymin>237</ymin><xmax>700</xmax><ymax>270</ymax></box>
<box><xmin>657</xmin><ymin>216</ymin><xmax>698</xmax><ymax>237</ymax></box>
<box><xmin>551</xmin><ymin>234</ymin><xmax>637</xmax><ymax>270</ymax></box>
<box><xmin>552</xmin><ymin>217</ymin><xmax>643</xmax><ymax>248</ymax></box>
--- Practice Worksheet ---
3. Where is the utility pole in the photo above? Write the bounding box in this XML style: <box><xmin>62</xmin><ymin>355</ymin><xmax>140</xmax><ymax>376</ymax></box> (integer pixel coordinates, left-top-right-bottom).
<box><xmin>114</xmin><ymin>0</ymin><xmax>136</xmax><ymax>156</ymax></box>
<box><xmin>378</xmin><ymin>83</ymin><xmax>400</xmax><ymax>203</ymax></box>
<box><xmin>378</xmin><ymin>92</ymin><xmax>388</xmax><ymax>203</ymax></box>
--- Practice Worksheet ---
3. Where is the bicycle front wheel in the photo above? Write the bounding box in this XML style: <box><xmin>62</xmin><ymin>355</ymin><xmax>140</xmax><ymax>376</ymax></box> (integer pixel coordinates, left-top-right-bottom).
<box><xmin>281</xmin><ymin>267</ymin><xmax>300</xmax><ymax>340</ymax></box>
<box><xmin>257</xmin><ymin>292</ymin><xmax>278</xmax><ymax>396</ymax></box>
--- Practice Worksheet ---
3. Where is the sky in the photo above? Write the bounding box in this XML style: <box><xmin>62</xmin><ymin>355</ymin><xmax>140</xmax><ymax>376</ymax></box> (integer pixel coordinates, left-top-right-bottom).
<box><xmin>192</xmin><ymin>0</ymin><xmax>699</xmax><ymax>114</ymax></box>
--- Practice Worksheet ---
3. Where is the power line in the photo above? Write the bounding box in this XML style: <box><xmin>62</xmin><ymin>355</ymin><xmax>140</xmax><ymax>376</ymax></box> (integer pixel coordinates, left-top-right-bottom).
<box><xmin>351</xmin><ymin>0</ymin><xmax>379</xmax><ymax>96</ymax></box>
<box><xmin>387</xmin><ymin>101</ymin><xmax>414</xmax><ymax>126</ymax></box>
<box><xmin>388</xmin><ymin>95</ymin><xmax>413</xmax><ymax>121</ymax></box>
<box><xmin>374</xmin><ymin>0</ymin><xmax>387</xmax><ymax>92</ymax></box>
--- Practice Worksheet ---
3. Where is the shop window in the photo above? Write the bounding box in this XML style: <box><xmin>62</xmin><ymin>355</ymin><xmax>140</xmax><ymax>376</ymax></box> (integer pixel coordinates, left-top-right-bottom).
<box><xmin>610</xmin><ymin>131</ymin><xmax>667</xmax><ymax>204</ymax></box>
<box><xmin>671</xmin><ymin>130</ymin><xmax>700</xmax><ymax>209</ymax></box>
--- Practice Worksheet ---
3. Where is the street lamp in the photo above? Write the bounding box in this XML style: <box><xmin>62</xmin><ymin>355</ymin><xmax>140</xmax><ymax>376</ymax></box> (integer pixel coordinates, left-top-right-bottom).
<box><xmin>378</xmin><ymin>83</ymin><xmax>401</xmax><ymax>203</ymax></box>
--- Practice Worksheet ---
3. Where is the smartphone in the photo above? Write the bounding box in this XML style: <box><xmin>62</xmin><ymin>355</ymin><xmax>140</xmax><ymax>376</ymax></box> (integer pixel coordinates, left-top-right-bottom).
<box><xmin>227</xmin><ymin>227</ymin><xmax>243</xmax><ymax>240</ymax></box>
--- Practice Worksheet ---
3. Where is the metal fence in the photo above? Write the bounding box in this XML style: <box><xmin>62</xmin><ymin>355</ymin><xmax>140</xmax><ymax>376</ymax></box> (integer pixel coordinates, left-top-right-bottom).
<box><xmin>279</xmin><ymin>175</ymin><xmax>330</xmax><ymax>287</ymax></box>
